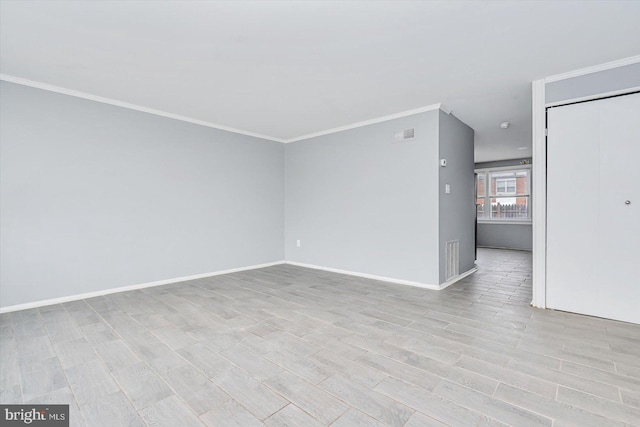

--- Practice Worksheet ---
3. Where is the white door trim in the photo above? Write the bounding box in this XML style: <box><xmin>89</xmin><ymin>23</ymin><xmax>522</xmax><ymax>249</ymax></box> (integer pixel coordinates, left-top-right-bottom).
<box><xmin>530</xmin><ymin>54</ymin><xmax>640</xmax><ymax>310</ymax></box>
<box><xmin>543</xmin><ymin>55</ymin><xmax>640</xmax><ymax>83</ymax></box>
<box><xmin>531</xmin><ymin>79</ymin><xmax>547</xmax><ymax>308</ymax></box>
<box><xmin>545</xmin><ymin>86</ymin><xmax>640</xmax><ymax>108</ymax></box>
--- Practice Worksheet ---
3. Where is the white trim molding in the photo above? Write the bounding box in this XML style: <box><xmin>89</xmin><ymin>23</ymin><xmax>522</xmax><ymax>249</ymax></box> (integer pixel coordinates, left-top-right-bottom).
<box><xmin>1</xmin><ymin>73</ymin><xmax>444</xmax><ymax>146</ymax></box>
<box><xmin>475</xmin><ymin>165</ymin><xmax>532</xmax><ymax>223</ymax></box>
<box><xmin>0</xmin><ymin>258</ymin><xmax>479</xmax><ymax>313</ymax></box>
<box><xmin>531</xmin><ymin>78</ymin><xmax>547</xmax><ymax>308</ymax></box>
<box><xmin>0</xmin><ymin>261</ymin><xmax>286</xmax><ymax>314</ymax></box>
<box><xmin>543</xmin><ymin>55</ymin><xmax>640</xmax><ymax>83</ymax></box>
<box><xmin>0</xmin><ymin>74</ymin><xmax>286</xmax><ymax>143</ymax></box>
<box><xmin>478</xmin><ymin>220</ymin><xmax>532</xmax><ymax>226</ymax></box>
<box><xmin>285</xmin><ymin>261</ymin><xmax>439</xmax><ymax>289</ymax></box>
<box><xmin>530</xmin><ymin>55</ymin><xmax>640</xmax><ymax>310</ymax></box>
<box><xmin>285</xmin><ymin>261</ymin><xmax>476</xmax><ymax>291</ymax></box>
<box><xmin>474</xmin><ymin>165</ymin><xmax>531</xmax><ymax>173</ymax></box>
<box><xmin>283</xmin><ymin>104</ymin><xmax>442</xmax><ymax>143</ymax></box>
<box><xmin>438</xmin><ymin>267</ymin><xmax>478</xmax><ymax>291</ymax></box>
<box><xmin>477</xmin><ymin>245</ymin><xmax>531</xmax><ymax>252</ymax></box>
<box><xmin>545</xmin><ymin>85</ymin><xmax>640</xmax><ymax>108</ymax></box>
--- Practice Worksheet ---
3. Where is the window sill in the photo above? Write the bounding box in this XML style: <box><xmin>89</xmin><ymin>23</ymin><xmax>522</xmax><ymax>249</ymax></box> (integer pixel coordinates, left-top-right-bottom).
<box><xmin>478</xmin><ymin>220</ymin><xmax>532</xmax><ymax>225</ymax></box>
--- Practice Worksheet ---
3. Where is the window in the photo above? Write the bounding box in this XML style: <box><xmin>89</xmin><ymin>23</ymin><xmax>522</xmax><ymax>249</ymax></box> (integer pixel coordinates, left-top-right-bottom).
<box><xmin>495</xmin><ymin>178</ymin><xmax>516</xmax><ymax>195</ymax></box>
<box><xmin>475</xmin><ymin>166</ymin><xmax>531</xmax><ymax>221</ymax></box>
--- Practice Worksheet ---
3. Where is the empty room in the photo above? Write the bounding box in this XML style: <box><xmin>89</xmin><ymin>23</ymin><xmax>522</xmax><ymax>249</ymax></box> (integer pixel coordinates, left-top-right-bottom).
<box><xmin>1</xmin><ymin>1</ymin><xmax>639</xmax><ymax>426</ymax></box>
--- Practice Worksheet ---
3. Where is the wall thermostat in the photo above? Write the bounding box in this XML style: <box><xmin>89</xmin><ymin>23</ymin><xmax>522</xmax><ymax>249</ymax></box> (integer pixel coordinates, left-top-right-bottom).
<box><xmin>440</xmin><ymin>159</ymin><xmax>447</xmax><ymax>167</ymax></box>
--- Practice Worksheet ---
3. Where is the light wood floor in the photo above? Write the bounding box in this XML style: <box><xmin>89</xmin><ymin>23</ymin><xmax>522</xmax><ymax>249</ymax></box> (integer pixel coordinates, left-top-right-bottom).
<box><xmin>1</xmin><ymin>248</ymin><xmax>639</xmax><ymax>426</ymax></box>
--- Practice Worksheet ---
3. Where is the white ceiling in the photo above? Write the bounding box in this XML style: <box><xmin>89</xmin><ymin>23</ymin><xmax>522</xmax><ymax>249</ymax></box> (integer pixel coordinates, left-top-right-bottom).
<box><xmin>1</xmin><ymin>1</ymin><xmax>639</xmax><ymax>162</ymax></box>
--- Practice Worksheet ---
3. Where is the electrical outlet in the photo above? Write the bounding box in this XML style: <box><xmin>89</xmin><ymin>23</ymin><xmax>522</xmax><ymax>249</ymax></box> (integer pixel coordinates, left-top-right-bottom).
<box><xmin>296</xmin><ymin>240</ymin><xmax>301</xmax><ymax>248</ymax></box>
<box><xmin>445</xmin><ymin>184</ymin><xmax>451</xmax><ymax>194</ymax></box>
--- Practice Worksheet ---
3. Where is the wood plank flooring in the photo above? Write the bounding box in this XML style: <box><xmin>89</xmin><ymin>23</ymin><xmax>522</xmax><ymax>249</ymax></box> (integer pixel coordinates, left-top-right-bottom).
<box><xmin>1</xmin><ymin>248</ymin><xmax>639</xmax><ymax>426</ymax></box>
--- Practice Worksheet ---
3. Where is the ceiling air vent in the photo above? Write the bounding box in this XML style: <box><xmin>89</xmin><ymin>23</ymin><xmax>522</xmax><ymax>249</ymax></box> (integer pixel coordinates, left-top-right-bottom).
<box><xmin>393</xmin><ymin>128</ymin><xmax>415</xmax><ymax>143</ymax></box>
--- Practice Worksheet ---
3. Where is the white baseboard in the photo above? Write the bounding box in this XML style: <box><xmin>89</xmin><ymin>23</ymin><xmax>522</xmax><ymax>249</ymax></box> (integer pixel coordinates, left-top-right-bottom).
<box><xmin>477</xmin><ymin>245</ymin><xmax>532</xmax><ymax>252</ymax></box>
<box><xmin>438</xmin><ymin>267</ymin><xmax>478</xmax><ymax>290</ymax></box>
<box><xmin>285</xmin><ymin>261</ymin><xmax>477</xmax><ymax>291</ymax></box>
<box><xmin>0</xmin><ymin>261</ymin><xmax>286</xmax><ymax>314</ymax></box>
<box><xmin>284</xmin><ymin>261</ymin><xmax>441</xmax><ymax>290</ymax></box>
<box><xmin>1</xmin><ymin>260</ymin><xmax>478</xmax><ymax>314</ymax></box>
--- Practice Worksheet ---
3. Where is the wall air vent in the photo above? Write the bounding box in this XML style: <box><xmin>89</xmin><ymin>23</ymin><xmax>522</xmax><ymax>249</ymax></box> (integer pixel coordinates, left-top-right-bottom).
<box><xmin>393</xmin><ymin>128</ymin><xmax>416</xmax><ymax>143</ymax></box>
<box><xmin>445</xmin><ymin>240</ymin><xmax>460</xmax><ymax>281</ymax></box>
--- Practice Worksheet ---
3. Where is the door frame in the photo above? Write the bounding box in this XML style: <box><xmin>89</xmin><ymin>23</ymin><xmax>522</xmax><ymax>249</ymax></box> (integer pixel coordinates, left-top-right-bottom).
<box><xmin>530</xmin><ymin>56</ymin><xmax>640</xmax><ymax>309</ymax></box>
<box><xmin>531</xmin><ymin>79</ymin><xmax>546</xmax><ymax>308</ymax></box>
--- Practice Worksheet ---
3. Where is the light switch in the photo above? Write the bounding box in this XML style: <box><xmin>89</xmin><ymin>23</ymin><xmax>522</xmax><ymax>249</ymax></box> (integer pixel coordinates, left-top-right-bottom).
<box><xmin>445</xmin><ymin>184</ymin><xmax>451</xmax><ymax>194</ymax></box>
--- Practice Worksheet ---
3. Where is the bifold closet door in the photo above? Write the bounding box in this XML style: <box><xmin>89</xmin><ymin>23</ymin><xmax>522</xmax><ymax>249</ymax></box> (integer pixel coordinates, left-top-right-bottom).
<box><xmin>547</xmin><ymin>92</ymin><xmax>640</xmax><ymax>324</ymax></box>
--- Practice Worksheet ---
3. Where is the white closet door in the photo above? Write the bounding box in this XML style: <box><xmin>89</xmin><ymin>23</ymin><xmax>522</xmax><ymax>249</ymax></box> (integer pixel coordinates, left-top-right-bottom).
<box><xmin>547</xmin><ymin>92</ymin><xmax>640</xmax><ymax>324</ymax></box>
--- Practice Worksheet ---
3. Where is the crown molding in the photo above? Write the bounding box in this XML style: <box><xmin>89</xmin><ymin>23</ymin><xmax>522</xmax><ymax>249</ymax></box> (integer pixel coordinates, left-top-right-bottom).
<box><xmin>2</xmin><ymin>73</ymin><xmax>447</xmax><ymax>144</ymax></box>
<box><xmin>543</xmin><ymin>55</ymin><xmax>640</xmax><ymax>83</ymax></box>
<box><xmin>3</xmin><ymin>56</ymin><xmax>638</xmax><ymax>145</ymax></box>
<box><xmin>0</xmin><ymin>74</ymin><xmax>286</xmax><ymax>143</ymax></box>
<box><xmin>284</xmin><ymin>103</ymin><xmax>442</xmax><ymax>143</ymax></box>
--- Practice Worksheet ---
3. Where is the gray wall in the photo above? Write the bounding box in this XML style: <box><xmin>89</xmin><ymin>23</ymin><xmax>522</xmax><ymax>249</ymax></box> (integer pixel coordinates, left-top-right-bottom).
<box><xmin>0</xmin><ymin>82</ymin><xmax>284</xmax><ymax>308</ymax></box>
<box><xmin>477</xmin><ymin>223</ymin><xmax>532</xmax><ymax>251</ymax></box>
<box><xmin>438</xmin><ymin>111</ymin><xmax>475</xmax><ymax>283</ymax></box>
<box><xmin>284</xmin><ymin>111</ymin><xmax>440</xmax><ymax>285</ymax></box>
<box><xmin>546</xmin><ymin>62</ymin><xmax>640</xmax><ymax>104</ymax></box>
<box><xmin>475</xmin><ymin>158</ymin><xmax>532</xmax><ymax>251</ymax></box>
